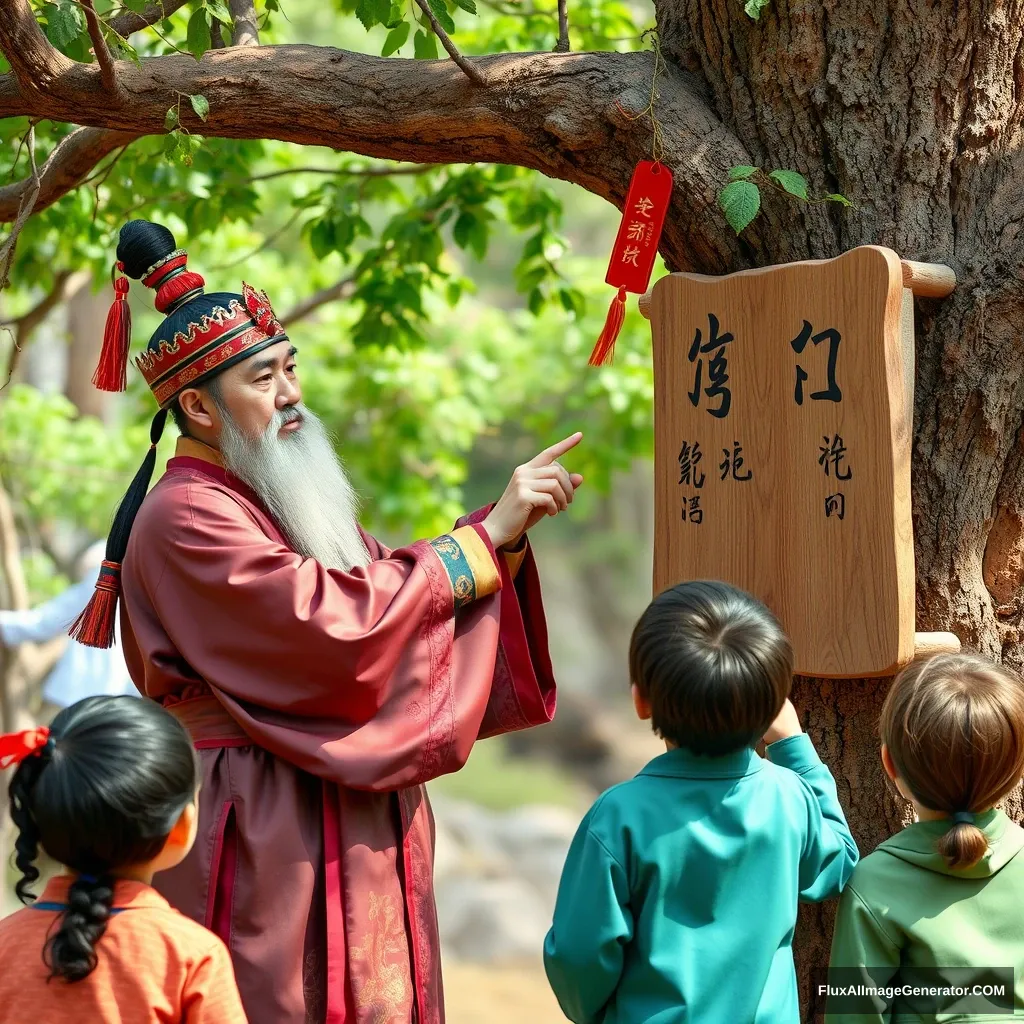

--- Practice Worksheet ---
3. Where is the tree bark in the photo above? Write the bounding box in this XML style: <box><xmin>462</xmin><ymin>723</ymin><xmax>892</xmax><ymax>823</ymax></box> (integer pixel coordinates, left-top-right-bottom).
<box><xmin>3</xmin><ymin>0</ymin><xmax>1024</xmax><ymax>1015</ymax></box>
<box><xmin>64</xmin><ymin>278</ymin><xmax>112</xmax><ymax>421</ymax></box>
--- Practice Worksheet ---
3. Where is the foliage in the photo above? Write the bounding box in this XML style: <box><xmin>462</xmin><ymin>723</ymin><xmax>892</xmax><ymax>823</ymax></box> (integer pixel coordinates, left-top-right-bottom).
<box><xmin>742</xmin><ymin>0</ymin><xmax>772</xmax><ymax>19</ymax></box>
<box><xmin>1</xmin><ymin>1</ymin><xmax>656</xmax><ymax>592</ymax></box>
<box><xmin>719</xmin><ymin>166</ymin><xmax>851</xmax><ymax>234</ymax></box>
<box><xmin>430</xmin><ymin>734</ymin><xmax>583</xmax><ymax>809</ymax></box>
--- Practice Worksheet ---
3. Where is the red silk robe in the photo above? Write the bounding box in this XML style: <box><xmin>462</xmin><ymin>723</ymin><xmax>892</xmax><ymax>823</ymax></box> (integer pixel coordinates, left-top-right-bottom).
<box><xmin>118</xmin><ymin>438</ymin><xmax>557</xmax><ymax>1024</ymax></box>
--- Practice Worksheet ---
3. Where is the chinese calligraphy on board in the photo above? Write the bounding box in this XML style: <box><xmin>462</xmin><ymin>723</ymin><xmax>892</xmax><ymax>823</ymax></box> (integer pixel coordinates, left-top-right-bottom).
<box><xmin>648</xmin><ymin>246</ymin><xmax>919</xmax><ymax>678</ymax></box>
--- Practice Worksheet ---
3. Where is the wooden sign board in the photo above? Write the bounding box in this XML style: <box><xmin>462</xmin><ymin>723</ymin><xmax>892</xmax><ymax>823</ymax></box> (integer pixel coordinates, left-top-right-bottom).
<box><xmin>648</xmin><ymin>246</ymin><xmax>919</xmax><ymax>678</ymax></box>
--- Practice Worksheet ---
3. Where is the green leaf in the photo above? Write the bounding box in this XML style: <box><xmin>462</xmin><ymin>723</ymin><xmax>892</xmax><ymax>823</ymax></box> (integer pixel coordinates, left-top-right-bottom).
<box><xmin>386</xmin><ymin>2</ymin><xmax>404</xmax><ymax>27</ymax></box>
<box><xmin>190</xmin><ymin>94</ymin><xmax>210</xmax><ymax>121</ymax></box>
<box><xmin>413</xmin><ymin>29</ymin><xmax>438</xmax><ymax>59</ymax></box>
<box><xmin>355</xmin><ymin>0</ymin><xmax>391</xmax><ymax>29</ymax></box>
<box><xmin>452</xmin><ymin>211</ymin><xmax>477</xmax><ymax>250</ymax></box>
<box><xmin>124</xmin><ymin>0</ymin><xmax>150</xmax><ymax>11</ymax></box>
<box><xmin>454</xmin><ymin>0</ymin><xmax>478</xmax><ymax>12</ymax></box>
<box><xmin>45</xmin><ymin>0</ymin><xmax>85</xmax><ymax>50</ymax></box>
<box><xmin>527</xmin><ymin>287</ymin><xmax>545</xmax><ymax>316</ymax></box>
<box><xmin>309</xmin><ymin>219</ymin><xmax>336</xmax><ymax>259</ymax></box>
<box><xmin>768</xmin><ymin>169</ymin><xmax>808</xmax><ymax>201</ymax></box>
<box><xmin>163</xmin><ymin>129</ymin><xmax>183</xmax><ymax>159</ymax></box>
<box><xmin>206</xmin><ymin>0</ymin><xmax>233</xmax><ymax>22</ymax></box>
<box><xmin>428</xmin><ymin>0</ymin><xmax>456</xmax><ymax>34</ymax></box>
<box><xmin>186</xmin><ymin>8</ymin><xmax>212</xmax><ymax>60</ymax></box>
<box><xmin>718</xmin><ymin>180</ymin><xmax>761</xmax><ymax>234</ymax></box>
<box><xmin>110</xmin><ymin>35</ymin><xmax>141</xmax><ymax>65</ymax></box>
<box><xmin>744</xmin><ymin>0</ymin><xmax>772</xmax><ymax>19</ymax></box>
<box><xmin>728</xmin><ymin>165</ymin><xmax>758</xmax><ymax>181</ymax></box>
<box><xmin>825</xmin><ymin>193</ymin><xmax>852</xmax><ymax>207</ymax></box>
<box><xmin>382</xmin><ymin>21</ymin><xmax>410</xmax><ymax>56</ymax></box>
<box><xmin>265</xmin><ymin>0</ymin><xmax>280</xmax><ymax>9</ymax></box>
<box><xmin>164</xmin><ymin>106</ymin><xmax>179</xmax><ymax>130</ymax></box>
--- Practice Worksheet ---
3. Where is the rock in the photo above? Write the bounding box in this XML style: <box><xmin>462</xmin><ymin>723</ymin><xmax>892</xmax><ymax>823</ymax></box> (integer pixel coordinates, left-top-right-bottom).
<box><xmin>436</xmin><ymin>875</ymin><xmax>552</xmax><ymax>963</ymax></box>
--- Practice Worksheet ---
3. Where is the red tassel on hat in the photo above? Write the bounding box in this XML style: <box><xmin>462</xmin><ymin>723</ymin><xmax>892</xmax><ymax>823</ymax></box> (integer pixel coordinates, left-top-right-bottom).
<box><xmin>589</xmin><ymin>160</ymin><xmax>674</xmax><ymax>367</ymax></box>
<box><xmin>93</xmin><ymin>263</ymin><xmax>131</xmax><ymax>393</ymax></box>
<box><xmin>69</xmin><ymin>561</ymin><xmax>121</xmax><ymax>649</ymax></box>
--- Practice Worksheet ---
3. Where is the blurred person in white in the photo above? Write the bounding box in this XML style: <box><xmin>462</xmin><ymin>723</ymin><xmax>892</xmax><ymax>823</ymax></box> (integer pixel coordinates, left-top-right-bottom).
<box><xmin>0</xmin><ymin>542</ymin><xmax>136</xmax><ymax>720</ymax></box>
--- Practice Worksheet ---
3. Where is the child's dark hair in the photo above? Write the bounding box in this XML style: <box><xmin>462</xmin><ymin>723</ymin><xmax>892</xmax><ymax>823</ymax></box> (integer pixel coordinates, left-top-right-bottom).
<box><xmin>629</xmin><ymin>580</ymin><xmax>793</xmax><ymax>755</ymax></box>
<box><xmin>8</xmin><ymin>696</ymin><xmax>198</xmax><ymax>982</ymax></box>
<box><xmin>881</xmin><ymin>653</ymin><xmax>1024</xmax><ymax>870</ymax></box>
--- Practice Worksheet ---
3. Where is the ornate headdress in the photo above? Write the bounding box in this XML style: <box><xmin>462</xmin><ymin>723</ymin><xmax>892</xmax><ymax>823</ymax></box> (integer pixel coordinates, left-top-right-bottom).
<box><xmin>71</xmin><ymin>220</ymin><xmax>289</xmax><ymax>649</ymax></box>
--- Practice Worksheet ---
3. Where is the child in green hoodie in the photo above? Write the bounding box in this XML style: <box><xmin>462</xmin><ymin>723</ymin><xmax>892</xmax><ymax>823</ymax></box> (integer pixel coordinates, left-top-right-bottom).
<box><xmin>543</xmin><ymin>580</ymin><xmax>859</xmax><ymax>1024</ymax></box>
<box><xmin>827</xmin><ymin>653</ymin><xmax>1024</xmax><ymax>1022</ymax></box>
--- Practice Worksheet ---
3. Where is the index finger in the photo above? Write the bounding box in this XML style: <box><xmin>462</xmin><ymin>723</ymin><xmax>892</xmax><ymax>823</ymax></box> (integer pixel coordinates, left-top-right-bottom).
<box><xmin>528</xmin><ymin>432</ymin><xmax>583</xmax><ymax>467</ymax></box>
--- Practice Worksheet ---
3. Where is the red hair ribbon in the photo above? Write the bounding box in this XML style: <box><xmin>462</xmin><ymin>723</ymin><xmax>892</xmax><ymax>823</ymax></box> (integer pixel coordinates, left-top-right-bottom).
<box><xmin>0</xmin><ymin>727</ymin><xmax>50</xmax><ymax>769</ymax></box>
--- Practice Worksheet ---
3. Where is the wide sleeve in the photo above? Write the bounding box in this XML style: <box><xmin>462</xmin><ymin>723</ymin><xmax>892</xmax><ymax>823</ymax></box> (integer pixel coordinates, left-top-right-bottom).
<box><xmin>453</xmin><ymin>505</ymin><xmax>556</xmax><ymax>740</ymax></box>
<box><xmin>543</xmin><ymin>802</ymin><xmax>632</xmax><ymax>1024</ymax></box>
<box><xmin>766</xmin><ymin>734</ymin><xmax>859</xmax><ymax>901</ymax></box>
<box><xmin>0</xmin><ymin>576</ymin><xmax>95</xmax><ymax>646</ymax></box>
<box><xmin>181</xmin><ymin>938</ymin><xmax>249</xmax><ymax>1024</ymax></box>
<box><xmin>824</xmin><ymin>882</ymin><xmax>902</xmax><ymax>1023</ymax></box>
<box><xmin>136</xmin><ymin>480</ymin><xmax>555</xmax><ymax>790</ymax></box>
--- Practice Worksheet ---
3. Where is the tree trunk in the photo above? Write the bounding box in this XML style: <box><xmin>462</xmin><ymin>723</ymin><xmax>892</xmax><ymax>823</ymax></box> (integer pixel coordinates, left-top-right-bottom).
<box><xmin>65</xmin><ymin>277</ymin><xmax>111</xmax><ymax>421</ymax></box>
<box><xmin>652</xmin><ymin>2</ymin><xmax>1024</xmax><ymax>1017</ymax></box>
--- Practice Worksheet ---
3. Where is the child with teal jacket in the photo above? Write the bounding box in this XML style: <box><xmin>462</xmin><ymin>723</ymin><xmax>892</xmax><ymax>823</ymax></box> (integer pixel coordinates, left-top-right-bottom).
<box><xmin>827</xmin><ymin>653</ymin><xmax>1024</xmax><ymax>1022</ymax></box>
<box><xmin>543</xmin><ymin>580</ymin><xmax>859</xmax><ymax>1023</ymax></box>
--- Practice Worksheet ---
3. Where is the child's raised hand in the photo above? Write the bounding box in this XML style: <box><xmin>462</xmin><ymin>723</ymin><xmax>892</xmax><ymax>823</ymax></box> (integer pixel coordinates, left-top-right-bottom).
<box><xmin>763</xmin><ymin>699</ymin><xmax>803</xmax><ymax>746</ymax></box>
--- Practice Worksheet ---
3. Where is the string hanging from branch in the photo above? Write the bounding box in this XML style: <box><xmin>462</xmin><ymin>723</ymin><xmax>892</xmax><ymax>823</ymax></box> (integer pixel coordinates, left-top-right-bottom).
<box><xmin>589</xmin><ymin>29</ymin><xmax>673</xmax><ymax>368</ymax></box>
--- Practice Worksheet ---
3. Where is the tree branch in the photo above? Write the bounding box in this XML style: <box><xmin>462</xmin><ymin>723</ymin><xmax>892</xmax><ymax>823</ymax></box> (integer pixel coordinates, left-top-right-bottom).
<box><xmin>0</xmin><ymin>127</ymin><xmax>139</xmax><ymax>223</ymax></box>
<box><xmin>412</xmin><ymin>0</ymin><xmax>488</xmax><ymax>86</ymax></box>
<box><xmin>0</xmin><ymin>0</ymin><xmax>74</xmax><ymax>93</ymax></box>
<box><xmin>229</xmin><ymin>0</ymin><xmax>259</xmax><ymax>47</ymax></box>
<box><xmin>0</xmin><ymin>41</ymin><xmax>751</xmax><ymax>272</ymax></box>
<box><xmin>248</xmin><ymin>163</ymin><xmax>433</xmax><ymax>182</ymax></box>
<box><xmin>554</xmin><ymin>0</ymin><xmax>569</xmax><ymax>52</ymax></box>
<box><xmin>280</xmin><ymin>276</ymin><xmax>357</xmax><ymax>328</ymax></box>
<box><xmin>0</xmin><ymin>126</ymin><xmax>40</xmax><ymax>293</ymax></box>
<box><xmin>81</xmin><ymin>0</ymin><xmax>118</xmax><ymax>93</ymax></box>
<box><xmin>1</xmin><ymin>269</ymin><xmax>91</xmax><ymax>386</ymax></box>
<box><xmin>110</xmin><ymin>0</ymin><xmax>191</xmax><ymax>39</ymax></box>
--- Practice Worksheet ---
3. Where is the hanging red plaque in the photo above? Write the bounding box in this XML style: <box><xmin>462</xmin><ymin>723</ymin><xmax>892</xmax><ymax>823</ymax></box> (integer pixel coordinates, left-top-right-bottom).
<box><xmin>589</xmin><ymin>160</ymin><xmax>674</xmax><ymax>366</ymax></box>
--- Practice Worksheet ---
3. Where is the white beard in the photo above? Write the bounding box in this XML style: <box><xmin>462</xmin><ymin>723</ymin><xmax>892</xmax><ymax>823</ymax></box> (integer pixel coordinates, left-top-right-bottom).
<box><xmin>217</xmin><ymin>402</ymin><xmax>371</xmax><ymax>572</ymax></box>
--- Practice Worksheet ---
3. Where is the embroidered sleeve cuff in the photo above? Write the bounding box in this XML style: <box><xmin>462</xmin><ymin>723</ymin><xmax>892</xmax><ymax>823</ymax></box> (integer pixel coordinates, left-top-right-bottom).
<box><xmin>430</xmin><ymin>525</ymin><xmax>501</xmax><ymax>609</ymax></box>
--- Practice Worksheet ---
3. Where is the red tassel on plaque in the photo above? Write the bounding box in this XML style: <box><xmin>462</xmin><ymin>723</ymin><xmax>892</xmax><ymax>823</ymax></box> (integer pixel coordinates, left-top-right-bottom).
<box><xmin>589</xmin><ymin>160</ymin><xmax>674</xmax><ymax>367</ymax></box>
<box><xmin>69</xmin><ymin>561</ymin><xmax>121</xmax><ymax>649</ymax></box>
<box><xmin>93</xmin><ymin>262</ymin><xmax>131</xmax><ymax>392</ymax></box>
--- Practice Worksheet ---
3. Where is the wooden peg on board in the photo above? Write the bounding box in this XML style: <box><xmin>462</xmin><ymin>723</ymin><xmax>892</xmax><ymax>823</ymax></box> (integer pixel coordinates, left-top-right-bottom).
<box><xmin>912</xmin><ymin>631</ymin><xmax>962</xmax><ymax>658</ymax></box>
<box><xmin>900</xmin><ymin>260</ymin><xmax>956</xmax><ymax>299</ymax></box>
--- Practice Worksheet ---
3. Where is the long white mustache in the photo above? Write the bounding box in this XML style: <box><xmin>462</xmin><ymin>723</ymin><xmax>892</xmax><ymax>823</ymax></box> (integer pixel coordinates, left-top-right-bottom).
<box><xmin>218</xmin><ymin>402</ymin><xmax>370</xmax><ymax>572</ymax></box>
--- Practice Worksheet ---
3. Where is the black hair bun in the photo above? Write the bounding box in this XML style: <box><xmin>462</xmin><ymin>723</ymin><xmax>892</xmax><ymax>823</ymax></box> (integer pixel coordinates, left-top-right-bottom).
<box><xmin>117</xmin><ymin>220</ymin><xmax>178</xmax><ymax>281</ymax></box>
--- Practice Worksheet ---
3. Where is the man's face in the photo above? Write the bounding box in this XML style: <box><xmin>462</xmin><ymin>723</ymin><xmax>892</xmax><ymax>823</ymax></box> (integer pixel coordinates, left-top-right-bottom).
<box><xmin>210</xmin><ymin>339</ymin><xmax>301</xmax><ymax>441</ymax></box>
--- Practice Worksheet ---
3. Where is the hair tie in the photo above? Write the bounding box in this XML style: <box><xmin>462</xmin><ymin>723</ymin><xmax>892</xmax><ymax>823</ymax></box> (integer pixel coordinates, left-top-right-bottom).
<box><xmin>0</xmin><ymin>727</ymin><xmax>51</xmax><ymax>769</ymax></box>
<box><xmin>951</xmin><ymin>810</ymin><xmax>976</xmax><ymax>826</ymax></box>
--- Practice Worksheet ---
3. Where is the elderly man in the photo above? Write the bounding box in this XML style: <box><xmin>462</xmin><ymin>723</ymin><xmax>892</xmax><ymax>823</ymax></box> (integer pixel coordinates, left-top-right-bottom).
<box><xmin>73</xmin><ymin>219</ymin><xmax>580</xmax><ymax>1024</ymax></box>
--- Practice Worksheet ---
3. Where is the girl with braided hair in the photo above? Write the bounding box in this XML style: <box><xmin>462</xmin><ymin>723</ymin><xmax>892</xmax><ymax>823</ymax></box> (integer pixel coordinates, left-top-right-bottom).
<box><xmin>0</xmin><ymin>695</ymin><xmax>246</xmax><ymax>1022</ymax></box>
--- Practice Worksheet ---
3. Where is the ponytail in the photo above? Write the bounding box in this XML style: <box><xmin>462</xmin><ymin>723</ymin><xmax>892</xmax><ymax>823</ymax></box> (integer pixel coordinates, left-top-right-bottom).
<box><xmin>8</xmin><ymin>745</ymin><xmax>50</xmax><ymax>904</ymax></box>
<box><xmin>44</xmin><ymin>874</ymin><xmax>116</xmax><ymax>982</ymax></box>
<box><xmin>937</xmin><ymin>813</ymin><xmax>989</xmax><ymax>870</ymax></box>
